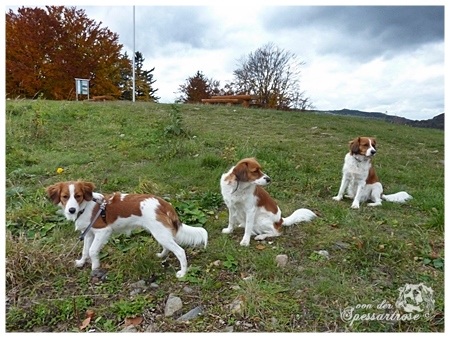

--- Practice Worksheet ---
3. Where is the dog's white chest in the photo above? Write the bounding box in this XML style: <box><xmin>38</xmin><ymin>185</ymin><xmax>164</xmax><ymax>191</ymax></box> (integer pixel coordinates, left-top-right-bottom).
<box><xmin>343</xmin><ymin>154</ymin><xmax>371</xmax><ymax>179</ymax></box>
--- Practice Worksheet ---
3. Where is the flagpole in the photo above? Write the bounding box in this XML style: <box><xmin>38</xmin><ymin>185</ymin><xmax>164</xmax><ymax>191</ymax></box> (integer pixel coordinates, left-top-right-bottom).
<box><xmin>132</xmin><ymin>5</ymin><xmax>135</xmax><ymax>102</ymax></box>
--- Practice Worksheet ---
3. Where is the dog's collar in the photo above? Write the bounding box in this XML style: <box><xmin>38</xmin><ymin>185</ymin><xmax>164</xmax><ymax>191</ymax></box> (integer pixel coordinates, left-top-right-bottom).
<box><xmin>75</xmin><ymin>209</ymin><xmax>85</xmax><ymax>221</ymax></box>
<box><xmin>75</xmin><ymin>197</ymin><xmax>105</xmax><ymax>222</ymax></box>
<box><xmin>353</xmin><ymin>154</ymin><xmax>371</xmax><ymax>163</ymax></box>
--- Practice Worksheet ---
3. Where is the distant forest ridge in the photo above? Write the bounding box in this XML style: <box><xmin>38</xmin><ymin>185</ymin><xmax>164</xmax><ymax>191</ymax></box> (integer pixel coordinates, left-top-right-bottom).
<box><xmin>311</xmin><ymin>109</ymin><xmax>444</xmax><ymax>130</ymax></box>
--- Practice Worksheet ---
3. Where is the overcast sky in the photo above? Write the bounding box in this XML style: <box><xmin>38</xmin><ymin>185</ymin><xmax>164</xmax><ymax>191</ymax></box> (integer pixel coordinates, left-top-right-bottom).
<box><xmin>5</xmin><ymin>2</ymin><xmax>446</xmax><ymax>120</ymax></box>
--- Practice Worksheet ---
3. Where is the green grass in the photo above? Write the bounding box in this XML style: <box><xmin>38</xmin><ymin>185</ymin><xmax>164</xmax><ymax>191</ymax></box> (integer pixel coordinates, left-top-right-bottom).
<box><xmin>5</xmin><ymin>99</ymin><xmax>444</xmax><ymax>332</ymax></box>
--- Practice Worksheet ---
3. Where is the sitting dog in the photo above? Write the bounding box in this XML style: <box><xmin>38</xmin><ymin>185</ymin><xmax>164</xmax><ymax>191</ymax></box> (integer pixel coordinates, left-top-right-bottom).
<box><xmin>333</xmin><ymin>136</ymin><xmax>412</xmax><ymax>209</ymax></box>
<box><xmin>46</xmin><ymin>181</ymin><xmax>208</xmax><ymax>278</ymax></box>
<box><xmin>220</xmin><ymin>158</ymin><xmax>317</xmax><ymax>246</ymax></box>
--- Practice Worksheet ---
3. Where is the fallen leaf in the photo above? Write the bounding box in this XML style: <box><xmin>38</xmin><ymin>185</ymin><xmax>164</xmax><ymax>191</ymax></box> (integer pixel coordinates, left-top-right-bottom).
<box><xmin>123</xmin><ymin>316</ymin><xmax>143</xmax><ymax>327</ymax></box>
<box><xmin>79</xmin><ymin>317</ymin><xmax>91</xmax><ymax>330</ymax></box>
<box><xmin>255</xmin><ymin>244</ymin><xmax>265</xmax><ymax>250</ymax></box>
<box><xmin>430</xmin><ymin>251</ymin><xmax>439</xmax><ymax>259</ymax></box>
<box><xmin>79</xmin><ymin>309</ymin><xmax>95</xmax><ymax>330</ymax></box>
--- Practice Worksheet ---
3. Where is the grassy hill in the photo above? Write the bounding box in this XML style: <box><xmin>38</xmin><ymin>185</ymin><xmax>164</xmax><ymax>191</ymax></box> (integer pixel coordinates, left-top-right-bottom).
<box><xmin>5</xmin><ymin>100</ymin><xmax>444</xmax><ymax>332</ymax></box>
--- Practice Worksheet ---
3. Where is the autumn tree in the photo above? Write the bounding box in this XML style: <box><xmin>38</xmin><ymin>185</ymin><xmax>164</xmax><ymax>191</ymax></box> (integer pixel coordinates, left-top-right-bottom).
<box><xmin>6</xmin><ymin>6</ymin><xmax>128</xmax><ymax>100</ymax></box>
<box><xmin>232</xmin><ymin>42</ymin><xmax>313</xmax><ymax>110</ymax></box>
<box><xmin>176</xmin><ymin>71</ymin><xmax>220</xmax><ymax>103</ymax></box>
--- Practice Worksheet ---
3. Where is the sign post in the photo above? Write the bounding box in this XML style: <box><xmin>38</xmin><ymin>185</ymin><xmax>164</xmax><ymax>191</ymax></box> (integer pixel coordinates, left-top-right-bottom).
<box><xmin>75</xmin><ymin>78</ymin><xmax>90</xmax><ymax>101</ymax></box>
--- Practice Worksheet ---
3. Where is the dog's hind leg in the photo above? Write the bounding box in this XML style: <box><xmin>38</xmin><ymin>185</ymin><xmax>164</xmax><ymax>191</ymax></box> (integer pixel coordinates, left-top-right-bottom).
<box><xmin>151</xmin><ymin>230</ymin><xmax>188</xmax><ymax>278</ymax></box>
<box><xmin>161</xmin><ymin>240</ymin><xmax>187</xmax><ymax>278</ymax></box>
<box><xmin>368</xmin><ymin>182</ymin><xmax>383</xmax><ymax>207</ymax></box>
<box><xmin>351</xmin><ymin>184</ymin><xmax>365</xmax><ymax>209</ymax></box>
<box><xmin>157</xmin><ymin>247</ymin><xmax>169</xmax><ymax>258</ymax></box>
<box><xmin>254</xmin><ymin>232</ymin><xmax>280</xmax><ymax>241</ymax></box>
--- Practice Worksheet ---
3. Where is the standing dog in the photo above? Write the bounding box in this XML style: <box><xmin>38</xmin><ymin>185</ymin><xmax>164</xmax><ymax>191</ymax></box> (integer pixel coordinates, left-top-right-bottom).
<box><xmin>333</xmin><ymin>136</ymin><xmax>412</xmax><ymax>209</ymax></box>
<box><xmin>220</xmin><ymin>158</ymin><xmax>317</xmax><ymax>246</ymax></box>
<box><xmin>46</xmin><ymin>181</ymin><xmax>208</xmax><ymax>278</ymax></box>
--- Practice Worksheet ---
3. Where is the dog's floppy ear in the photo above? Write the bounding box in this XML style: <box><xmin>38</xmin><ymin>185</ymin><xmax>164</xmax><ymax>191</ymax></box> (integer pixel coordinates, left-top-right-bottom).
<box><xmin>46</xmin><ymin>183</ymin><xmax>62</xmax><ymax>205</ymax></box>
<box><xmin>232</xmin><ymin>161</ymin><xmax>249</xmax><ymax>183</ymax></box>
<box><xmin>80</xmin><ymin>181</ymin><xmax>95</xmax><ymax>201</ymax></box>
<box><xmin>349</xmin><ymin>137</ymin><xmax>361</xmax><ymax>155</ymax></box>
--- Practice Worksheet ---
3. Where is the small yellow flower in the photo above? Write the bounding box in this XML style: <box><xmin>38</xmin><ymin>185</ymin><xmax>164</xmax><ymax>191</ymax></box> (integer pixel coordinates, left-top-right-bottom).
<box><xmin>56</xmin><ymin>167</ymin><xmax>64</xmax><ymax>174</ymax></box>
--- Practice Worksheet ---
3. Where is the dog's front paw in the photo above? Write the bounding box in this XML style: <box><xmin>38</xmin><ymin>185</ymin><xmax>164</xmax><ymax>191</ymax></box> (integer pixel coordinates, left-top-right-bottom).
<box><xmin>240</xmin><ymin>238</ymin><xmax>250</xmax><ymax>246</ymax></box>
<box><xmin>222</xmin><ymin>228</ymin><xmax>233</xmax><ymax>234</ymax></box>
<box><xmin>350</xmin><ymin>203</ymin><xmax>360</xmax><ymax>209</ymax></box>
<box><xmin>176</xmin><ymin>270</ymin><xmax>186</xmax><ymax>278</ymax></box>
<box><xmin>75</xmin><ymin>259</ymin><xmax>85</xmax><ymax>268</ymax></box>
<box><xmin>332</xmin><ymin>196</ymin><xmax>342</xmax><ymax>201</ymax></box>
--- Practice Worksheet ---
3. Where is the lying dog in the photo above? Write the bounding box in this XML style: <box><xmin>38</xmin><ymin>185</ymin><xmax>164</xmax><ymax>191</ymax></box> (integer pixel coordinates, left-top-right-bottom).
<box><xmin>46</xmin><ymin>181</ymin><xmax>208</xmax><ymax>278</ymax></box>
<box><xmin>333</xmin><ymin>136</ymin><xmax>412</xmax><ymax>209</ymax></box>
<box><xmin>220</xmin><ymin>158</ymin><xmax>317</xmax><ymax>246</ymax></box>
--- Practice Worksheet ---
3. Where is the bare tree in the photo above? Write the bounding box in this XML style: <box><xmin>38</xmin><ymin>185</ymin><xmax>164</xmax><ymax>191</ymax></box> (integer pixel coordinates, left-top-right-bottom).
<box><xmin>232</xmin><ymin>42</ymin><xmax>312</xmax><ymax>110</ymax></box>
<box><xmin>290</xmin><ymin>91</ymin><xmax>315</xmax><ymax>111</ymax></box>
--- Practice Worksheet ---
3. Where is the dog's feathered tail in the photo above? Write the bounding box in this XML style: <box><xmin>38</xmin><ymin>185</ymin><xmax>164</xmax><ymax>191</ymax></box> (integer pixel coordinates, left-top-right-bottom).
<box><xmin>175</xmin><ymin>224</ymin><xmax>208</xmax><ymax>248</ymax></box>
<box><xmin>382</xmin><ymin>191</ymin><xmax>413</xmax><ymax>203</ymax></box>
<box><xmin>282</xmin><ymin>208</ymin><xmax>317</xmax><ymax>227</ymax></box>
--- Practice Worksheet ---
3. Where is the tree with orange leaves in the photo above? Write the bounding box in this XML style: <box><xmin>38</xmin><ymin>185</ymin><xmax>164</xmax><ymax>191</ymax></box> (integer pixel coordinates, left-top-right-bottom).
<box><xmin>6</xmin><ymin>6</ymin><xmax>129</xmax><ymax>100</ymax></box>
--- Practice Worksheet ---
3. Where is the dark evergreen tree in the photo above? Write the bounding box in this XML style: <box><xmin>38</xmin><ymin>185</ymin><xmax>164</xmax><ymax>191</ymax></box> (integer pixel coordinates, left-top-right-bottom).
<box><xmin>120</xmin><ymin>51</ymin><xmax>159</xmax><ymax>102</ymax></box>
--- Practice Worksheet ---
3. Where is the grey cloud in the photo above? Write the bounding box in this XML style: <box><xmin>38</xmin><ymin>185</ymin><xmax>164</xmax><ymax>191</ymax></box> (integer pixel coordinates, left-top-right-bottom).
<box><xmin>262</xmin><ymin>6</ymin><xmax>444</xmax><ymax>60</ymax></box>
<box><xmin>133</xmin><ymin>6</ymin><xmax>218</xmax><ymax>53</ymax></box>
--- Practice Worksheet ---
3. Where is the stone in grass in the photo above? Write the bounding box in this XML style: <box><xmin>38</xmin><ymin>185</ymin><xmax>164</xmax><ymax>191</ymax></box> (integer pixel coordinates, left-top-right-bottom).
<box><xmin>275</xmin><ymin>254</ymin><xmax>288</xmax><ymax>267</ymax></box>
<box><xmin>176</xmin><ymin>306</ymin><xmax>204</xmax><ymax>322</ymax></box>
<box><xmin>164</xmin><ymin>293</ymin><xmax>183</xmax><ymax>317</ymax></box>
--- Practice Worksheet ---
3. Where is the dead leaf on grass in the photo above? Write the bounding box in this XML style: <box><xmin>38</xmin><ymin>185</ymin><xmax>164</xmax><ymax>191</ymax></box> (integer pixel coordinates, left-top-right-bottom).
<box><xmin>255</xmin><ymin>244</ymin><xmax>265</xmax><ymax>250</ymax></box>
<box><xmin>79</xmin><ymin>309</ymin><xmax>95</xmax><ymax>330</ymax></box>
<box><xmin>123</xmin><ymin>316</ymin><xmax>143</xmax><ymax>327</ymax></box>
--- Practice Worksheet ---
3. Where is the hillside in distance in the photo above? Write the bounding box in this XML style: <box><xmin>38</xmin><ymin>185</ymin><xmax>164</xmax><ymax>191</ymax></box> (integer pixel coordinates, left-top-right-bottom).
<box><xmin>312</xmin><ymin>109</ymin><xmax>444</xmax><ymax>130</ymax></box>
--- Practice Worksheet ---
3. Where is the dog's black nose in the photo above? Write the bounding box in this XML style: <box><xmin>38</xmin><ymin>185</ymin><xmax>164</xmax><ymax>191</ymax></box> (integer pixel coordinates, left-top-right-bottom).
<box><xmin>69</xmin><ymin>207</ymin><xmax>76</xmax><ymax>214</ymax></box>
<box><xmin>265</xmin><ymin>176</ymin><xmax>271</xmax><ymax>183</ymax></box>
<box><xmin>371</xmin><ymin>149</ymin><xmax>377</xmax><ymax>155</ymax></box>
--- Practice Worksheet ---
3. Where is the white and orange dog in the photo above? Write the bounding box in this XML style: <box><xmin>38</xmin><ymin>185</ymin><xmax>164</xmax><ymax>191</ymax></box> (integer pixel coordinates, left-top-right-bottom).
<box><xmin>220</xmin><ymin>158</ymin><xmax>317</xmax><ymax>246</ymax></box>
<box><xmin>333</xmin><ymin>136</ymin><xmax>412</xmax><ymax>209</ymax></box>
<box><xmin>46</xmin><ymin>181</ymin><xmax>208</xmax><ymax>278</ymax></box>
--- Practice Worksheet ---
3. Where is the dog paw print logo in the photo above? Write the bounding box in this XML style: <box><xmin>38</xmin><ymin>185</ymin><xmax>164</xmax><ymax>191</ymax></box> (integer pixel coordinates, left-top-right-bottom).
<box><xmin>395</xmin><ymin>283</ymin><xmax>435</xmax><ymax>319</ymax></box>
